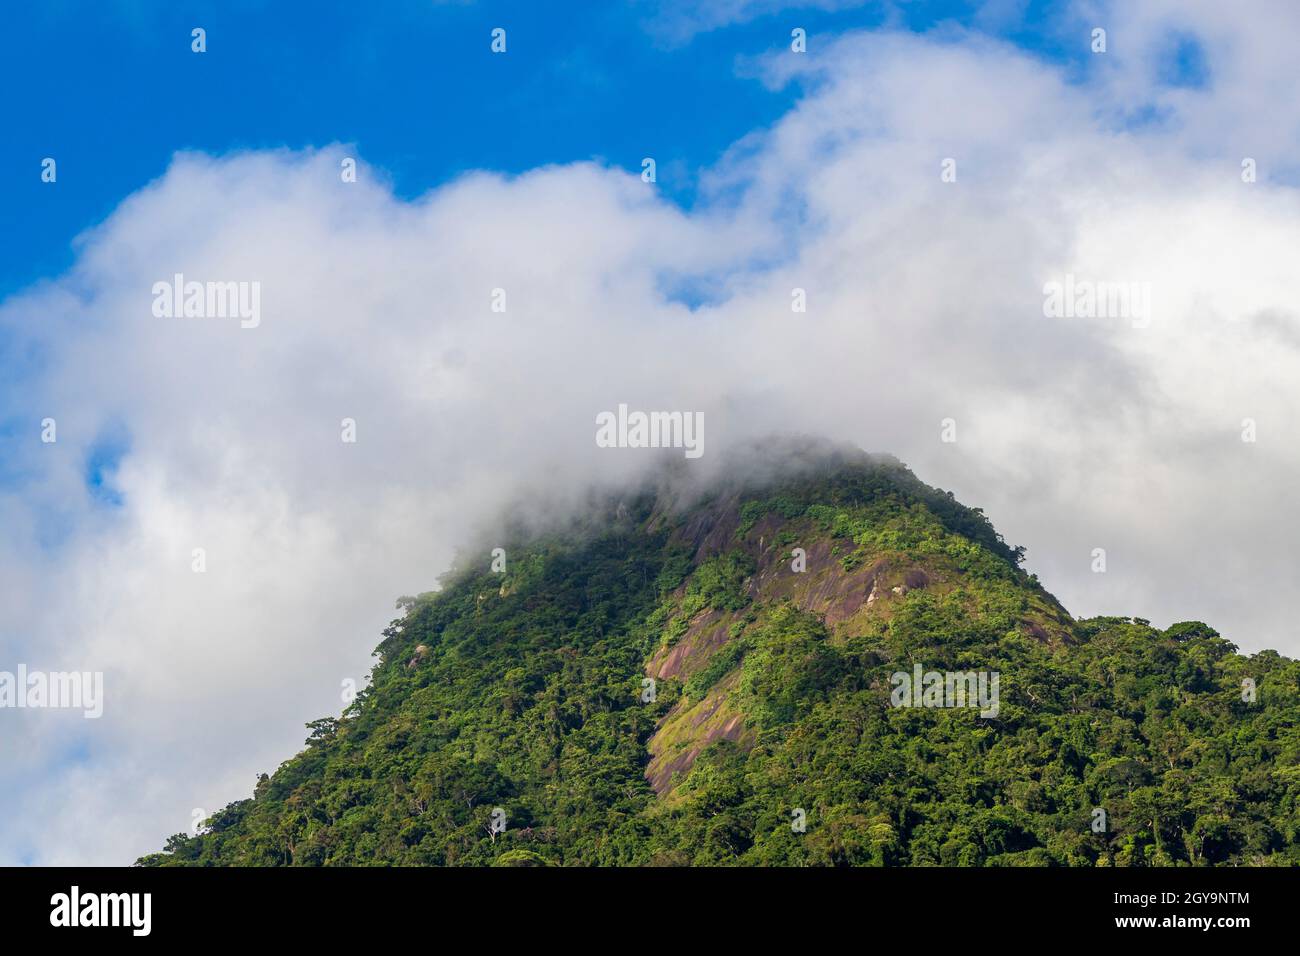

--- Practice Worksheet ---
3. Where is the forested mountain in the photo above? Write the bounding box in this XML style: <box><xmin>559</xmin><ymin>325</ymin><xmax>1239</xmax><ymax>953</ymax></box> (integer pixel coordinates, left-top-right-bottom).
<box><xmin>138</xmin><ymin>443</ymin><xmax>1300</xmax><ymax>866</ymax></box>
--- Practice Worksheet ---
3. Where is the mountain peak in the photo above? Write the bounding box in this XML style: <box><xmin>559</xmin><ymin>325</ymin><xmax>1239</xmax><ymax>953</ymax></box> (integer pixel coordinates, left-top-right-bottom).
<box><xmin>138</xmin><ymin>445</ymin><xmax>1299</xmax><ymax>867</ymax></box>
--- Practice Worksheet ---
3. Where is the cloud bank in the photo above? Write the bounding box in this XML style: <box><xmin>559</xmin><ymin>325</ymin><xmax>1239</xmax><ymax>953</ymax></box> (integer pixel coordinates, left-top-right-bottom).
<box><xmin>4</xmin><ymin>4</ymin><xmax>1300</xmax><ymax>864</ymax></box>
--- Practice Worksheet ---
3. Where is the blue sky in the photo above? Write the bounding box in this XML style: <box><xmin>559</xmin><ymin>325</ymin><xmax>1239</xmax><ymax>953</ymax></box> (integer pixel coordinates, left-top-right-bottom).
<box><xmin>0</xmin><ymin>0</ymin><xmax>1084</xmax><ymax>300</ymax></box>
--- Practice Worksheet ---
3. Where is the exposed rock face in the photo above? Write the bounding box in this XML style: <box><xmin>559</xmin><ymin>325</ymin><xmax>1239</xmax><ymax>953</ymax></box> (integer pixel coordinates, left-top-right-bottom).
<box><xmin>646</xmin><ymin>609</ymin><xmax>730</xmax><ymax>681</ymax></box>
<box><xmin>642</xmin><ymin>510</ymin><xmax>941</xmax><ymax>793</ymax></box>
<box><xmin>656</xmin><ymin>493</ymin><xmax>742</xmax><ymax>562</ymax></box>
<box><xmin>645</xmin><ymin>671</ymin><xmax>751</xmax><ymax>794</ymax></box>
<box><xmin>640</xmin><ymin>496</ymin><xmax>1071</xmax><ymax>795</ymax></box>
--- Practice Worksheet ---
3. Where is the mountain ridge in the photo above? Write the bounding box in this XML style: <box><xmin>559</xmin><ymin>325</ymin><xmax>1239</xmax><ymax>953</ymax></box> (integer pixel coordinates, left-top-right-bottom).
<box><xmin>137</xmin><ymin>442</ymin><xmax>1300</xmax><ymax>866</ymax></box>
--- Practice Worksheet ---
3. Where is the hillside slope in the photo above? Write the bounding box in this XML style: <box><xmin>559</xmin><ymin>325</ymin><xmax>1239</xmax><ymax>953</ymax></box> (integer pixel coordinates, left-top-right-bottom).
<box><xmin>138</xmin><ymin>444</ymin><xmax>1300</xmax><ymax>866</ymax></box>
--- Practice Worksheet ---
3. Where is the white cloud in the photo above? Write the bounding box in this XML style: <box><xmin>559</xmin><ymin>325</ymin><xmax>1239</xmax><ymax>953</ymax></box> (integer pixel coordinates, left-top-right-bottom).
<box><xmin>4</xmin><ymin>9</ymin><xmax>1300</xmax><ymax>864</ymax></box>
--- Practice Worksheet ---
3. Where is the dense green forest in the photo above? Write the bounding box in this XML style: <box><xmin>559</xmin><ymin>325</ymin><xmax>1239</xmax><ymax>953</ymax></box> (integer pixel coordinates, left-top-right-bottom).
<box><xmin>138</xmin><ymin>446</ymin><xmax>1300</xmax><ymax>866</ymax></box>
